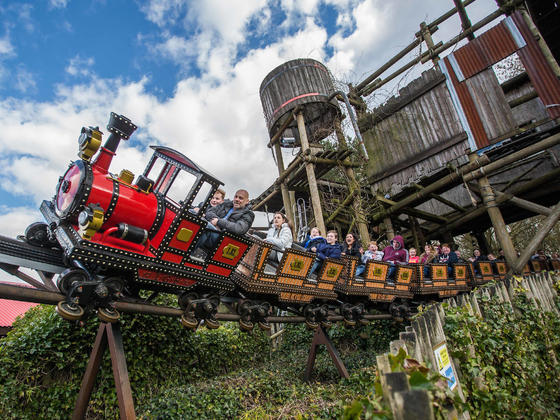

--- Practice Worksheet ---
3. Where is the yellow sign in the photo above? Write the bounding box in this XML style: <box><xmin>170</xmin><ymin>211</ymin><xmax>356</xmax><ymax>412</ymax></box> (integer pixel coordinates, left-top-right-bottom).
<box><xmin>433</xmin><ymin>343</ymin><xmax>457</xmax><ymax>390</ymax></box>
<box><xmin>222</xmin><ymin>244</ymin><xmax>240</xmax><ymax>260</ymax></box>
<box><xmin>176</xmin><ymin>228</ymin><xmax>193</xmax><ymax>243</ymax></box>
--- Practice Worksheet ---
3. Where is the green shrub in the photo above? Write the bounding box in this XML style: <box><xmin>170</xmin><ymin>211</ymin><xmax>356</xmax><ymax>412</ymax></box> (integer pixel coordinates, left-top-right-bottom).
<box><xmin>444</xmin><ymin>287</ymin><xmax>560</xmax><ymax>419</ymax></box>
<box><xmin>0</xmin><ymin>300</ymin><xmax>268</xmax><ymax>419</ymax></box>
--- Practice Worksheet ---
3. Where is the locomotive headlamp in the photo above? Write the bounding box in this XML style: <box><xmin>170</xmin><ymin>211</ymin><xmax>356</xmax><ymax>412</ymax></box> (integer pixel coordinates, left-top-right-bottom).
<box><xmin>78</xmin><ymin>126</ymin><xmax>103</xmax><ymax>161</ymax></box>
<box><xmin>78</xmin><ymin>204</ymin><xmax>104</xmax><ymax>240</ymax></box>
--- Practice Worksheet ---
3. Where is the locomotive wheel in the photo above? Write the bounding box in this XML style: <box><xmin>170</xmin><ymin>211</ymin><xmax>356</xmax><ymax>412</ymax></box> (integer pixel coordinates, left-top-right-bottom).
<box><xmin>180</xmin><ymin>315</ymin><xmax>198</xmax><ymax>330</ymax></box>
<box><xmin>239</xmin><ymin>319</ymin><xmax>254</xmax><ymax>332</ymax></box>
<box><xmin>25</xmin><ymin>222</ymin><xmax>56</xmax><ymax>248</ymax></box>
<box><xmin>57</xmin><ymin>268</ymin><xmax>88</xmax><ymax>295</ymax></box>
<box><xmin>320</xmin><ymin>320</ymin><xmax>332</xmax><ymax>329</ymax></box>
<box><xmin>56</xmin><ymin>301</ymin><xmax>84</xmax><ymax>321</ymax></box>
<box><xmin>343</xmin><ymin>318</ymin><xmax>356</xmax><ymax>328</ymax></box>
<box><xmin>103</xmin><ymin>277</ymin><xmax>125</xmax><ymax>294</ymax></box>
<box><xmin>178</xmin><ymin>292</ymin><xmax>198</xmax><ymax>310</ymax></box>
<box><xmin>258</xmin><ymin>321</ymin><xmax>272</xmax><ymax>331</ymax></box>
<box><xmin>98</xmin><ymin>307</ymin><xmax>120</xmax><ymax>323</ymax></box>
<box><xmin>305</xmin><ymin>319</ymin><xmax>319</xmax><ymax>330</ymax></box>
<box><xmin>205</xmin><ymin>317</ymin><xmax>220</xmax><ymax>330</ymax></box>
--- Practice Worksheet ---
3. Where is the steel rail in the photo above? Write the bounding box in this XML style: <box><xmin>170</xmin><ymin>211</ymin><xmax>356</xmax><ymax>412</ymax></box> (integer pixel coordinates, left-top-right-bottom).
<box><xmin>0</xmin><ymin>283</ymin><xmax>392</xmax><ymax>322</ymax></box>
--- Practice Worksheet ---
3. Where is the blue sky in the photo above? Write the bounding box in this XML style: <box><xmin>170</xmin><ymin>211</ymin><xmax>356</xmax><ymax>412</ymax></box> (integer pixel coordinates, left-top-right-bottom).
<box><xmin>0</xmin><ymin>0</ymin><xmax>498</xmax><ymax>240</ymax></box>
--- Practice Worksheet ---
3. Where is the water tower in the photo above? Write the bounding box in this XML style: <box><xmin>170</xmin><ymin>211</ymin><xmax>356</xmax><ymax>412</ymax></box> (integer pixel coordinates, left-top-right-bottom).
<box><xmin>259</xmin><ymin>58</ymin><xmax>341</xmax><ymax>234</ymax></box>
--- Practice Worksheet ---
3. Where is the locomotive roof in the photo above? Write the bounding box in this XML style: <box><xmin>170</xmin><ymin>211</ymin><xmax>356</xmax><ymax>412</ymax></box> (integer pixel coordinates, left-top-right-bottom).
<box><xmin>150</xmin><ymin>145</ymin><xmax>222</xmax><ymax>185</ymax></box>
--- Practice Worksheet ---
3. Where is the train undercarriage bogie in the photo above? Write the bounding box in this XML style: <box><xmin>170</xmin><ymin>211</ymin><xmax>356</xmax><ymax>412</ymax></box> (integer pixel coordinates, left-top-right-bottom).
<box><xmin>178</xmin><ymin>292</ymin><xmax>221</xmax><ymax>330</ymax></box>
<box><xmin>236</xmin><ymin>299</ymin><xmax>272</xmax><ymax>331</ymax></box>
<box><xmin>55</xmin><ymin>265</ymin><xmax>127</xmax><ymax>323</ymax></box>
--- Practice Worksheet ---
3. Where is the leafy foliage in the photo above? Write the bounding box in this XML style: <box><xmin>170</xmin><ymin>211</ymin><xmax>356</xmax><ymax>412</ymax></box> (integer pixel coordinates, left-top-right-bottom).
<box><xmin>0</xmin><ymin>299</ymin><xmax>269</xmax><ymax>419</ymax></box>
<box><xmin>444</xmin><ymin>285</ymin><xmax>560</xmax><ymax>419</ymax></box>
<box><xmin>0</xmin><ymin>302</ymin><xmax>401</xmax><ymax>419</ymax></box>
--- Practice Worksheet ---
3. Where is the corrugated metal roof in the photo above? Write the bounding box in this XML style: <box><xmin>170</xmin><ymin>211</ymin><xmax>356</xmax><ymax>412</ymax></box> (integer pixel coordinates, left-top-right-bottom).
<box><xmin>0</xmin><ymin>282</ymin><xmax>38</xmax><ymax>327</ymax></box>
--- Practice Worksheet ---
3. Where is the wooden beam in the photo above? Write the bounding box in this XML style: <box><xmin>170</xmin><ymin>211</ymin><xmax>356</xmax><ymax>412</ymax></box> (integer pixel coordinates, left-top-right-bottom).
<box><xmin>411</xmin><ymin>183</ymin><xmax>467</xmax><ymax>212</ymax></box>
<box><xmin>302</xmin><ymin>156</ymin><xmax>361</xmax><ymax>168</ymax></box>
<box><xmin>428</xmin><ymin>167</ymin><xmax>560</xmax><ymax>237</ymax></box>
<box><xmin>511</xmin><ymin>201</ymin><xmax>560</xmax><ymax>274</ymax></box>
<box><xmin>296</xmin><ymin>112</ymin><xmax>326</xmax><ymax>235</ymax></box>
<box><xmin>375</xmin><ymin>195</ymin><xmax>447</xmax><ymax>224</ymax></box>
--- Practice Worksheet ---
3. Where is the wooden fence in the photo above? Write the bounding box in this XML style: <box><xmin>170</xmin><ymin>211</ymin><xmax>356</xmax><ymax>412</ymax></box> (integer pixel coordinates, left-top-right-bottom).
<box><xmin>377</xmin><ymin>271</ymin><xmax>559</xmax><ymax>420</ymax></box>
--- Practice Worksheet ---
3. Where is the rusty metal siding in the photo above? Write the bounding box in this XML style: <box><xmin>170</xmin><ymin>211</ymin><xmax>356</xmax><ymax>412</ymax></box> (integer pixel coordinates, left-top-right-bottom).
<box><xmin>451</xmin><ymin>20</ymin><xmax>519</xmax><ymax>80</ymax></box>
<box><xmin>512</xmin><ymin>11</ymin><xmax>560</xmax><ymax>120</ymax></box>
<box><xmin>442</xmin><ymin>56</ymin><xmax>490</xmax><ymax>148</ymax></box>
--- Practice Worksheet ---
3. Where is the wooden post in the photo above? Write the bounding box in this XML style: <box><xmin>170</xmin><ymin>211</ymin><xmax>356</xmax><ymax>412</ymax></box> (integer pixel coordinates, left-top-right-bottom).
<box><xmin>334</xmin><ymin>118</ymin><xmax>370</xmax><ymax>245</ymax></box>
<box><xmin>420</xmin><ymin>22</ymin><xmax>440</xmax><ymax>65</ymax></box>
<box><xmin>73</xmin><ymin>323</ymin><xmax>136</xmax><ymax>420</ymax></box>
<box><xmin>452</xmin><ymin>0</ymin><xmax>474</xmax><ymax>41</ymax></box>
<box><xmin>384</xmin><ymin>217</ymin><xmax>395</xmax><ymax>241</ymax></box>
<box><xmin>296</xmin><ymin>112</ymin><xmax>326</xmax><ymax>235</ymax></box>
<box><xmin>409</xmin><ymin>216</ymin><xmax>420</xmax><ymax>250</ymax></box>
<box><xmin>477</xmin><ymin>175</ymin><xmax>518</xmax><ymax>268</ymax></box>
<box><xmin>274</xmin><ymin>142</ymin><xmax>296</xmax><ymax>235</ymax></box>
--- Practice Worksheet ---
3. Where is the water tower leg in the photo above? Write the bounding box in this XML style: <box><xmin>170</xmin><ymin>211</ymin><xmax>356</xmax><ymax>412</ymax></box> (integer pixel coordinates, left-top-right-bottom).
<box><xmin>274</xmin><ymin>142</ymin><xmax>296</xmax><ymax>233</ymax></box>
<box><xmin>296</xmin><ymin>112</ymin><xmax>326</xmax><ymax>235</ymax></box>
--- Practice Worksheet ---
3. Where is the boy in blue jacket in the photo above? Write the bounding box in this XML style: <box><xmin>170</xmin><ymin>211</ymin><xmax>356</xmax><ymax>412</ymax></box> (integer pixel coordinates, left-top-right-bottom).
<box><xmin>309</xmin><ymin>230</ymin><xmax>341</xmax><ymax>276</ymax></box>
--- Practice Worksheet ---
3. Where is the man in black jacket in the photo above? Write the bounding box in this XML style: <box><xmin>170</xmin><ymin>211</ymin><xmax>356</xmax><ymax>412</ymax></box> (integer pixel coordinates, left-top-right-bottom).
<box><xmin>195</xmin><ymin>189</ymin><xmax>254</xmax><ymax>254</ymax></box>
<box><xmin>434</xmin><ymin>243</ymin><xmax>458</xmax><ymax>276</ymax></box>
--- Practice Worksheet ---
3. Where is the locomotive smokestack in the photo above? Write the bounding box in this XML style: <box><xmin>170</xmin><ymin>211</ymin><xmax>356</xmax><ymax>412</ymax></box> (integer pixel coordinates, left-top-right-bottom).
<box><xmin>92</xmin><ymin>112</ymin><xmax>137</xmax><ymax>174</ymax></box>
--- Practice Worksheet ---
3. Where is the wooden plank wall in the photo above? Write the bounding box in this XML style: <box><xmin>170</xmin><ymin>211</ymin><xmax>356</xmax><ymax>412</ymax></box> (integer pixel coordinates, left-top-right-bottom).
<box><xmin>360</xmin><ymin>69</ymin><xmax>468</xmax><ymax>197</ymax></box>
<box><xmin>360</xmin><ymin>67</ymin><xmax>519</xmax><ymax>198</ymax></box>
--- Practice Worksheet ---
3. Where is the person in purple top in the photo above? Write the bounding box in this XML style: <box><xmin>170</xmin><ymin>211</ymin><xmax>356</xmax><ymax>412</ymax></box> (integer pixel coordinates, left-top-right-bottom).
<box><xmin>382</xmin><ymin>235</ymin><xmax>407</xmax><ymax>280</ymax></box>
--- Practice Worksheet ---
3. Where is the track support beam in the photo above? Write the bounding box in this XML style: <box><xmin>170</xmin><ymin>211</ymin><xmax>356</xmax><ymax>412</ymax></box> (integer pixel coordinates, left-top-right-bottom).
<box><xmin>304</xmin><ymin>326</ymin><xmax>349</xmax><ymax>382</ymax></box>
<box><xmin>72</xmin><ymin>322</ymin><xmax>135</xmax><ymax>420</ymax></box>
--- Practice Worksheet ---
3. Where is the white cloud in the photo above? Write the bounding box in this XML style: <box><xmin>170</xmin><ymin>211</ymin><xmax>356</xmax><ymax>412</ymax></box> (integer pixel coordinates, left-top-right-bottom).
<box><xmin>0</xmin><ymin>36</ymin><xmax>14</xmax><ymax>55</ymax></box>
<box><xmin>0</xmin><ymin>206</ymin><xmax>41</xmax><ymax>239</ymax></box>
<box><xmin>65</xmin><ymin>55</ymin><xmax>95</xmax><ymax>77</ymax></box>
<box><xmin>141</xmin><ymin>0</ymin><xmax>186</xmax><ymax>27</ymax></box>
<box><xmin>15</xmin><ymin>68</ymin><xmax>36</xmax><ymax>93</ymax></box>
<box><xmin>49</xmin><ymin>0</ymin><xmax>69</xmax><ymax>9</ymax></box>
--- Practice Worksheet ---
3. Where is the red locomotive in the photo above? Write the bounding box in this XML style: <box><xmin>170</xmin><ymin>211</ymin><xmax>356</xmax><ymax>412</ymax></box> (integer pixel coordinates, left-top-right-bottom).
<box><xmin>34</xmin><ymin>112</ymin><xmax>252</xmax><ymax>326</ymax></box>
<box><xmin>26</xmin><ymin>113</ymin><xmax>553</xmax><ymax>330</ymax></box>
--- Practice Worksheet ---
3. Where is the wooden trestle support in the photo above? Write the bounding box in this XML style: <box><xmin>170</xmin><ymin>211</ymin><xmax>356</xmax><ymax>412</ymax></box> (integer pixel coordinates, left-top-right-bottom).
<box><xmin>72</xmin><ymin>322</ymin><xmax>136</xmax><ymax>420</ymax></box>
<box><xmin>304</xmin><ymin>326</ymin><xmax>349</xmax><ymax>382</ymax></box>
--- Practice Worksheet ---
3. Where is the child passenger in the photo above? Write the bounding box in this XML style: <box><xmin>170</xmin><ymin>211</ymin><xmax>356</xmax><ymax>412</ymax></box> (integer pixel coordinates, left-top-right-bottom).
<box><xmin>309</xmin><ymin>230</ymin><xmax>341</xmax><ymax>276</ymax></box>
<box><xmin>301</xmin><ymin>227</ymin><xmax>326</xmax><ymax>251</ymax></box>
<box><xmin>408</xmin><ymin>247</ymin><xmax>419</xmax><ymax>263</ymax></box>
<box><xmin>355</xmin><ymin>241</ymin><xmax>384</xmax><ymax>277</ymax></box>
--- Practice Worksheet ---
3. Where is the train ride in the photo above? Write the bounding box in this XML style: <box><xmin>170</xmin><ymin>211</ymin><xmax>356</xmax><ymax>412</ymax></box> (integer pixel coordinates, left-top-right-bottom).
<box><xmin>25</xmin><ymin>113</ymin><xmax>560</xmax><ymax>330</ymax></box>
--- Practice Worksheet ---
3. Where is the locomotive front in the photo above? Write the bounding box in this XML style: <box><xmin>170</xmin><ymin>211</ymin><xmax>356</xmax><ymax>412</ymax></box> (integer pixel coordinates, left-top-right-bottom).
<box><xmin>53</xmin><ymin>112</ymin><xmax>159</xmax><ymax>242</ymax></box>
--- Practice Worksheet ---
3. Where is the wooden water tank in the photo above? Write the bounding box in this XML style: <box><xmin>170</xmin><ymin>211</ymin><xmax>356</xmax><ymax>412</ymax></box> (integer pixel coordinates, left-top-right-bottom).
<box><xmin>260</xmin><ymin>58</ymin><xmax>340</xmax><ymax>145</ymax></box>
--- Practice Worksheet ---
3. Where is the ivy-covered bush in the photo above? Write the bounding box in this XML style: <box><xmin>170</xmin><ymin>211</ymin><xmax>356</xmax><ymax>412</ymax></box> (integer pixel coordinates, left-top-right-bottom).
<box><xmin>0</xmin><ymin>302</ymin><xmax>401</xmax><ymax>419</ymax></box>
<box><xmin>444</xmin><ymin>288</ymin><xmax>560</xmax><ymax>419</ymax></box>
<box><xmin>0</xmin><ymin>302</ymin><xmax>268</xmax><ymax>419</ymax></box>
